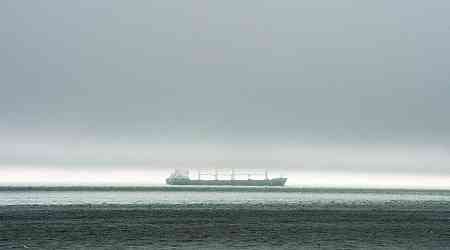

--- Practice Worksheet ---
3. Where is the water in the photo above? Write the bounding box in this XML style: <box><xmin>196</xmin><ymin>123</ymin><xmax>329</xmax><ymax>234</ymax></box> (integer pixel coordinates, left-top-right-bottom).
<box><xmin>1</xmin><ymin>187</ymin><xmax>449</xmax><ymax>249</ymax></box>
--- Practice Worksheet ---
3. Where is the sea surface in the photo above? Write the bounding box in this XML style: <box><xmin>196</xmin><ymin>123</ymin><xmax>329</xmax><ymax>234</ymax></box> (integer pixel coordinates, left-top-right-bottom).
<box><xmin>0</xmin><ymin>186</ymin><xmax>449</xmax><ymax>249</ymax></box>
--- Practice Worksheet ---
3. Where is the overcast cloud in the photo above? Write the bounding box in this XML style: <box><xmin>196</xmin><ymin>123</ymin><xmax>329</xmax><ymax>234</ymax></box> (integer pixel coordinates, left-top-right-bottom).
<box><xmin>1</xmin><ymin>1</ymin><xmax>450</xmax><ymax>178</ymax></box>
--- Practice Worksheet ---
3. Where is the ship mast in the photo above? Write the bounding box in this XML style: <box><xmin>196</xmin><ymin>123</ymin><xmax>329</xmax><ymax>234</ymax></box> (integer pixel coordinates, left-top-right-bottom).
<box><xmin>214</xmin><ymin>168</ymin><xmax>218</xmax><ymax>180</ymax></box>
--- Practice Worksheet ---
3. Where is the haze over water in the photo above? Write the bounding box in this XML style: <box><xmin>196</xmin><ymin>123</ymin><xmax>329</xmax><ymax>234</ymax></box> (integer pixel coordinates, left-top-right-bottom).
<box><xmin>0</xmin><ymin>186</ymin><xmax>449</xmax><ymax>206</ymax></box>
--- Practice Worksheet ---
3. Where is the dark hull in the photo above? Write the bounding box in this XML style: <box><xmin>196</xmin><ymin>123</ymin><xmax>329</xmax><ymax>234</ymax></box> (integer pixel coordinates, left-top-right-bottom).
<box><xmin>166</xmin><ymin>178</ymin><xmax>287</xmax><ymax>186</ymax></box>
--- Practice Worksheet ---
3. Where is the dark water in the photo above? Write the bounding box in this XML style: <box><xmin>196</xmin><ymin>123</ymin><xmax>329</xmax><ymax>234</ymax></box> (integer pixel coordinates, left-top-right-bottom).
<box><xmin>0</xmin><ymin>187</ymin><xmax>449</xmax><ymax>249</ymax></box>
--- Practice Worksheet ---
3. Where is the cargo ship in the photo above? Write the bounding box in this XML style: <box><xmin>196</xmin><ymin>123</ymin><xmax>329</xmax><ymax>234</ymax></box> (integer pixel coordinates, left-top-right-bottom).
<box><xmin>166</xmin><ymin>169</ymin><xmax>287</xmax><ymax>186</ymax></box>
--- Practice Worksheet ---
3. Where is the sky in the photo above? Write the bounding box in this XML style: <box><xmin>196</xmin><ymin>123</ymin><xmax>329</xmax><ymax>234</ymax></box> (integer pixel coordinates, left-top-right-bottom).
<box><xmin>1</xmin><ymin>1</ymin><xmax>449</xmax><ymax>187</ymax></box>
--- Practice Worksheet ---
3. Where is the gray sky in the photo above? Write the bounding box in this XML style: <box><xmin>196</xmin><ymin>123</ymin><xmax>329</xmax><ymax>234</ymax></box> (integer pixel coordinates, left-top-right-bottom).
<box><xmin>1</xmin><ymin>1</ymin><xmax>450</xmax><ymax>180</ymax></box>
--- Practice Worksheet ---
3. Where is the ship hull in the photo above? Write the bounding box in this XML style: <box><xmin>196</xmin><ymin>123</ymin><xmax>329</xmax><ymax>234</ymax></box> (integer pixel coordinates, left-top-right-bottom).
<box><xmin>166</xmin><ymin>178</ymin><xmax>287</xmax><ymax>186</ymax></box>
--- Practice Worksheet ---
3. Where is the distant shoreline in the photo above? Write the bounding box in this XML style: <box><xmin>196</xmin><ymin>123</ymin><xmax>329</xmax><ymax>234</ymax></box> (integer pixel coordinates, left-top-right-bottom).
<box><xmin>0</xmin><ymin>185</ymin><xmax>449</xmax><ymax>193</ymax></box>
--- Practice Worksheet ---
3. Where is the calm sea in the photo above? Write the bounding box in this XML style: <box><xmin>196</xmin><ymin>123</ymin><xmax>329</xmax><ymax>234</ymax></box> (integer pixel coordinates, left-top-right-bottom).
<box><xmin>1</xmin><ymin>187</ymin><xmax>449</xmax><ymax>249</ymax></box>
